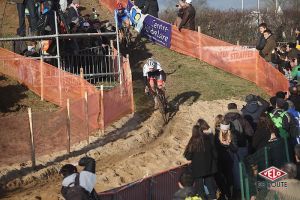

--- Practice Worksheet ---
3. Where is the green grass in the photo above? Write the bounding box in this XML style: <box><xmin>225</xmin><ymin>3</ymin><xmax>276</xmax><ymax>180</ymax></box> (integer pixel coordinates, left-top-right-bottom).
<box><xmin>128</xmin><ymin>40</ymin><xmax>268</xmax><ymax>113</ymax></box>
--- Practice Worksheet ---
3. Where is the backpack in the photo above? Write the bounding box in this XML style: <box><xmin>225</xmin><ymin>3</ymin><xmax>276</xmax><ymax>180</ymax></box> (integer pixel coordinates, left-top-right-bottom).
<box><xmin>231</xmin><ymin>118</ymin><xmax>247</xmax><ymax>147</ymax></box>
<box><xmin>269</xmin><ymin>111</ymin><xmax>290</xmax><ymax>138</ymax></box>
<box><xmin>288</xmin><ymin>109</ymin><xmax>300</xmax><ymax>140</ymax></box>
<box><xmin>61</xmin><ymin>173</ymin><xmax>91</xmax><ymax>200</ymax></box>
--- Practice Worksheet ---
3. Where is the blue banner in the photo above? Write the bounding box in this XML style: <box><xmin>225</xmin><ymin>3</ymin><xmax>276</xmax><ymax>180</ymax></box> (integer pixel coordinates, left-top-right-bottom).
<box><xmin>141</xmin><ymin>16</ymin><xmax>172</xmax><ymax>48</ymax></box>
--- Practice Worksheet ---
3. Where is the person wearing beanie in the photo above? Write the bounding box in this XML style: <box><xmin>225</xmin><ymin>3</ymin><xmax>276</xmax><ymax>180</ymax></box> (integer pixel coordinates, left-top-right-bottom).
<box><xmin>288</xmin><ymin>86</ymin><xmax>300</xmax><ymax>112</ymax></box>
<box><xmin>241</xmin><ymin>94</ymin><xmax>269</xmax><ymax>131</ymax></box>
<box><xmin>60</xmin><ymin>157</ymin><xmax>98</xmax><ymax>200</ymax></box>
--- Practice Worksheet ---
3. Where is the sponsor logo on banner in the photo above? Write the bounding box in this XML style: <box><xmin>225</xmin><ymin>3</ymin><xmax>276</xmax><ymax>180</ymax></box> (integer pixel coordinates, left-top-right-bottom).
<box><xmin>142</xmin><ymin>16</ymin><xmax>172</xmax><ymax>48</ymax></box>
<box><xmin>259</xmin><ymin>166</ymin><xmax>287</xmax><ymax>182</ymax></box>
<box><xmin>126</xmin><ymin>0</ymin><xmax>172</xmax><ymax>48</ymax></box>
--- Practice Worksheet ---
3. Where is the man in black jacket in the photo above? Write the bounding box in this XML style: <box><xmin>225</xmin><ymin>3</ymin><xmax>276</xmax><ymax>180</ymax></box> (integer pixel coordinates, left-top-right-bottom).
<box><xmin>241</xmin><ymin>94</ymin><xmax>270</xmax><ymax>131</ymax></box>
<box><xmin>256</xmin><ymin>23</ymin><xmax>267</xmax><ymax>51</ymax></box>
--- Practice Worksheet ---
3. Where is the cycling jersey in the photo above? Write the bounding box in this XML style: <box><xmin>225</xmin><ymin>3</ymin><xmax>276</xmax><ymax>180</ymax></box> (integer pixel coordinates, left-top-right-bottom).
<box><xmin>143</xmin><ymin>61</ymin><xmax>166</xmax><ymax>86</ymax></box>
<box><xmin>115</xmin><ymin>9</ymin><xmax>131</xmax><ymax>29</ymax></box>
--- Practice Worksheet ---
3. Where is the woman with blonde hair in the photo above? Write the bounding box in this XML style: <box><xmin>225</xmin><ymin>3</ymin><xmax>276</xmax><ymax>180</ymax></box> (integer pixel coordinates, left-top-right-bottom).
<box><xmin>215</xmin><ymin>120</ymin><xmax>237</xmax><ymax>200</ymax></box>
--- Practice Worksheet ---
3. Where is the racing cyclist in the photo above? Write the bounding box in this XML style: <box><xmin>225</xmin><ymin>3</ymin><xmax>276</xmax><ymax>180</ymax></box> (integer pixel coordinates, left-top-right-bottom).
<box><xmin>143</xmin><ymin>58</ymin><xmax>166</xmax><ymax>109</ymax></box>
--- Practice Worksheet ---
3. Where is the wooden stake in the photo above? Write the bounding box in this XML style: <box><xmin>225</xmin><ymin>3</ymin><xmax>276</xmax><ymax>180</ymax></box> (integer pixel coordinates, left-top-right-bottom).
<box><xmin>66</xmin><ymin>99</ymin><xmax>71</xmax><ymax>153</ymax></box>
<box><xmin>80</xmin><ymin>67</ymin><xmax>84</xmax><ymax>79</ymax></box>
<box><xmin>40</xmin><ymin>56</ymin><xmax>44</xmax><ymax>101</ymax></box>
<box><xmin>100</xmin><ymin>85</ymin><xmax>105</xmax><ymax>135</ymax></box>
<box><xmin>28</xmin><ymin>108</ymin><xmax>36</xmax><ymax>168</ymax></box>
<box><xmin>198</xmin><ymin>26</ymin><xmax>201</xmax><ymax>33</ymax></box>
<box><xmin>85</xmin><ymin>91</ymin><xmax>90</xmax><ymax>144</ymax></box>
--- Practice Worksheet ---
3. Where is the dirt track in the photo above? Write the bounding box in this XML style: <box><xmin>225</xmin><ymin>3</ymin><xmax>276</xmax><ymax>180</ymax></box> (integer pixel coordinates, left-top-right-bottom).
<box><xmin>1</xmin><ymin>99</ymin><xmax>244</xmax><ymax>200</ymax></box>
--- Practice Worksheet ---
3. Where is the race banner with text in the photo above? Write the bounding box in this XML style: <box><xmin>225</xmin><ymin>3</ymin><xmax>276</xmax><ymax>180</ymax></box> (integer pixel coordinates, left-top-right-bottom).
<box><xmin>126</xmin><ymin>0</ymin><xmax>172</xmax><ymax>48</ymax></box>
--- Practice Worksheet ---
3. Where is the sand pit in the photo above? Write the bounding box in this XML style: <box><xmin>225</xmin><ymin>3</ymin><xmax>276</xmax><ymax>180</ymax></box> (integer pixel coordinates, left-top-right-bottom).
<box><xmin>0</xmin><ymin>99</ymin><xmax>245</xmax><ymax>200</ymax></box>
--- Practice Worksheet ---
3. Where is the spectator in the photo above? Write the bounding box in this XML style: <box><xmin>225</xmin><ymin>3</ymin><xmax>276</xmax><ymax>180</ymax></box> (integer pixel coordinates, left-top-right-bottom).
<box><xmin>289</xmin><ymin>57</ymin><xmax>300</xmax><ymax>81</ymax></box>
<box><xmin>289</xmin><ymin>86</ymin><xmax>300</xmax><ymax>112</ymax></box>
<box><xmin>267</xmin><ymin>96</ymin><xmax>277</xmax><ymax>113</ymax></box>
<box><xmin>295</xmin><ymin>27</ymin><xmax>300</xmax><ymax>45</ymax></box>
<box><xmin>141</xmin><ymin>0</ymin><xmax>159</xmax><ymax>18</ymax></box>
<box><xmin>183</xmin><ymin>122</ymin><xmax>217</xmax><ymax>200</ymax></box>
<box><xmin>286</xmin><ymin>100</ymin><xmax>300</xmax><ymax>140</ymax></box>
<box><xmin>60</xmin><ymin>157</ymin><xmax>98</xmax><ymax>200</ymax></box>
<box><xmin>10</xmin><ymin>0</ymin><xmax>38</xmax><ymax>36</ymax></box>
<box><xmin>269</xmin><ymin>98</ymin><xmax>292</xmax><ymax>139</ymax></box>
<box><xmin>64</xmin><ymin>0</ymin><xmax>79</xmax><ymax>25</ymax></box>
<box><xmin>260</xmin><ymin>29</ymin><xmax>276</xmax><ymax>63</ymax></box>
<box><xmin>173</xmin><ymin>172</ymin><xmax>201</xmax><ymax>200</ymax></box>
<box><xmin>178</xmin><ymin>0</ymin><xmax>196</xmax><ymax>31</ymax></box>
<box><xmin>215</xmin><ymin>120</ymin><xmax>236</xmax><ymax>200</ymax></box>
<box><xmin>135</xmin><ymin>0</ymin><xmax>146</xmax><ymax>9</ymax></box>
<box><xmin>287</xmin><ymin>42</ymin><xmax>300</xmax><ymax>59</ymax></box>
<box><xmin>295</xmin><ymin>144</ymin><xmax>300</xmax><ymax>180</ymax></box>
<box><xmin>256</xmin><ymin>23</ymin><xmax>267</xmax><ymax>51</ymax></box>
<box><xmin>252</xmin><ymin>112</ymin><xmax>278</xmax><ymax>152</ymax></box>
<box><xmin>276</xmin><ymin>91</ymin><xmax>288</xmax><ymax>100</ymax></box>
<box><xmin>224</xmin><ymin>103</ymin><xmax>253</xmax><ymax>192</ymax></box>
<box><xmin>241</xmin><ymin>94</ymin><xmax>269</xmax><ymax>131</ymax></box>
<box><xmin>174</xmin><ymin>1</ymin><xmax>185</xmax><ymax>27</ymax></box>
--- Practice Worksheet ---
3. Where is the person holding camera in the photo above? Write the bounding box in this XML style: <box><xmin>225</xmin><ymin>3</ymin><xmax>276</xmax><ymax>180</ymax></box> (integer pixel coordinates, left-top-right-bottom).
<box><xmin>60</xmin><ymin>156</ymin><xmax>99</xmax><ymax>200</ymax></box>
<box><xmin>177</xmin><ymin>0</ymin><xmax>195</xmax><ymax>31</ymax></box>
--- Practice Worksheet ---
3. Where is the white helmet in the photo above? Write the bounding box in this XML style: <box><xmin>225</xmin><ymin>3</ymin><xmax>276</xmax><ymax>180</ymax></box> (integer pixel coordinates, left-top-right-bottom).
<box><xmin>147</xmin><ymin>58</ymin><xmax>157</xmax><ymax>69</ymax></box>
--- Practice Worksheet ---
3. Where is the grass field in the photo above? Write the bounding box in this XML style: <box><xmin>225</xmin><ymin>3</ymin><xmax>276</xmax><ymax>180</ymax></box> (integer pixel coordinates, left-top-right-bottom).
<box><xmin>127</xmin><ymin>39</ymin><xmax>268</xmax><ymax>113</ymax></box>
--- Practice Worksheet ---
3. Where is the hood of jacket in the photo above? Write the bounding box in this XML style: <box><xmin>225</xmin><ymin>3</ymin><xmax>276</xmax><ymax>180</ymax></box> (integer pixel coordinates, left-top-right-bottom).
<box><xmin>225</xmin><ymin>109</ymin><xmax>243</xmax><ymax>121</ymax></box>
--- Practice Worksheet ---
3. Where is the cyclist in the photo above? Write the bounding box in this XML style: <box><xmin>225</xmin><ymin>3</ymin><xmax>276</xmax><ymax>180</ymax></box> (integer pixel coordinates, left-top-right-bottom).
<box><xmin>143</xmin><ymin>58</ymin><xmax>166</xmax><ymax>109</ymax></box>
<box><xmin>115</xmin><ymin>3</ymin><xmax>131</xmax><ymax>40</ymax></box>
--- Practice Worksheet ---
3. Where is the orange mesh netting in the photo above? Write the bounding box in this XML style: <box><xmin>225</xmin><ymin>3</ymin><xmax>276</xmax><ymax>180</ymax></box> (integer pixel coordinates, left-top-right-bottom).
<box><xmin>0</xmin><ymin>48</ymin><xmax>134</xmax><ymax>166</ymax></box>
<box><xmin>101</xmin><ymin>0</ymin><xmax>289</xmax><ymax>96</ymax></box>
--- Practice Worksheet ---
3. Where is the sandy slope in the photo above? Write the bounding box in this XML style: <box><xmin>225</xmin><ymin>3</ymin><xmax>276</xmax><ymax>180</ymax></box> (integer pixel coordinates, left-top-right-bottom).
<box><xmin>1</xmin><ymin>99</ymin><xmax>244</xmax><ymax>200</ymax></box>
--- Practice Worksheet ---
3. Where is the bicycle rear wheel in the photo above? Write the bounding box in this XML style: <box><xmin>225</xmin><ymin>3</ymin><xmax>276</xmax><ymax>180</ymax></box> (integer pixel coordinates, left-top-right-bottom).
<box><xmin>157</xmin><ymin>92</ymin><xmax>168</xmax><ymax>124</ymax></box>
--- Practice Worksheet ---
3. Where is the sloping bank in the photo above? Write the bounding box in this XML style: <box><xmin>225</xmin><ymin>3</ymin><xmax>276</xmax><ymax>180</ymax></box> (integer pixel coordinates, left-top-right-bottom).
<box><xmin>101</xmin><ymin>0</ymin><xmax>288</xmax><ymax>96</ymax></box>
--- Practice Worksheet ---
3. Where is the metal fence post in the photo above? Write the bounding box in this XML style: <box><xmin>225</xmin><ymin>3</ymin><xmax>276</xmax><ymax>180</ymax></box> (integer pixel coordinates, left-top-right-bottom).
<box><xmin>239</xmin><ymin>162</ymin><xmax>245</xmax><ymax>200</ymax></box>
<box><xmin>54</xmin><ymin>11</ymin><xmax>62</xmax><ymax>106</ymax></box>
<box><xmin>114</xmin><ymin>11</ymin><xmax>122</xmax><ymax>86</ymax></box>
<box><xmin>264</xmin><ymin>147</ymin><xmax>269</xmax><ymax>168</ymax></box>
<box><xmin>284</xmin><ymin>138</ymin><xmax>290</xmax><ymax>162</ymax></box>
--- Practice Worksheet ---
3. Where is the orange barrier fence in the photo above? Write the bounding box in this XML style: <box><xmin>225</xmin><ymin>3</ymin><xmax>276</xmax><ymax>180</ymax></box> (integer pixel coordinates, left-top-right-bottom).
<box><xmin>0</xmin><ymin>49</ymin><xmax>134</xmax><ymax>166</ymax></box>
<box><xmin>100</xmin><ymin>0</ymin><xmax>289</xmax><ymax>96</ymax></box>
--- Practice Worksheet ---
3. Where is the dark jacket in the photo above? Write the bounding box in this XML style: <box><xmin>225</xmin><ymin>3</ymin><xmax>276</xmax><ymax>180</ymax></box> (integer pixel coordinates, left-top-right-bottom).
<box><xmin>289</xmin><ymin>94</ymin><xmax>300</xmax><ymax>112</ymax></box>
<box><xmin>179</xmin><ymin>4</ymin><xmax>195</xmax><ymax>31</ymax></box>
<box><xmin>173</xmin><ymin>187</ymin><xmax>199</xmax><ymax>200</ymax></box>
<box><xmin>252</xmin><ymin>125</ymin><xmax>276</xmax><ymax>151</ymax></box>
<box><xmin>256</xmin><ymin>34</ymin><xmax>266</xmax><ymax>51</ymax></box>
<box><xmin>186</xmin><ymin>134</ymin><xmax>217</xmax><ymax>178</ymax></box>
<box><xmin>224</xmin><ymin>109</ymin><xmax>254</xmax><ymax>147</ymax></box>
<box><xmin>142</xmin><ymin>0</ymin><xmax>159</xmax><ymax>18</ymax></box>
<box><xmin>241</xmin><ymin>96</ymin><xmax>270</xmax><ymax>130</ymax></box>
<box><xmin>261</xmin><ymin>34</ymin><xmax>276</xmax><ymax>62</ymax></box>
<box><xmin>297</xmin><ymin>163</ymin><xmax>300</xmax><ymax>180</ymax></box>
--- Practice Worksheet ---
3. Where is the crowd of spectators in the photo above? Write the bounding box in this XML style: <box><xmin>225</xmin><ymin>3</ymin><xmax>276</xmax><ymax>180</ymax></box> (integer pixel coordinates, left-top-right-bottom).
<box><xmin>256</xmin><ymin>23</ymin><xmax>300</xmax><ymax>85</ymax></box>
<box><xmin>175</xmin><ymin>87</ymin><xmax>300</xmax><ymax>200</ymax></box>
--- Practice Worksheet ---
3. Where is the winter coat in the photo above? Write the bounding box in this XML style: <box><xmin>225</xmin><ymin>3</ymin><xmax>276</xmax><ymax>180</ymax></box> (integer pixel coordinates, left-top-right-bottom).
<box><xmin>289</xmin><ymin>94</ymin><xmax>300</xmax><ymax>112</ymax></box>
<box><xmin>142</xmin><ymin>0</ymin><xmax>159</xmax><ymax>18</ymax></box>
<box><xmin>261</xmin><ymin>34</ymin><xmax>276</xmax><ymax>62</ymax></box>
<box><xmin>179</xmin><ymin>4</ymin><xmax>195</xmax><ymax>31</ymax></box>
<box><xmin>173</xmin><ymin>187</ymin><xmax>199</xmax><ymax>200</ymax></box>
<box><xmin>186</xmin><ymin>134</ymin><xmax>217</xmax><ymax>178</ymax></box>
<box><xmin>224</xmin><ymin>109</ymin><xmax>254</xmax><ymax>147</ymax></box>
<box><xmin>256</xmin><ymin>34</ymin><xmax>266</xmax><ymax>51</ymax></box>
<box><xmin>252</xmin><ymin>125</ymin><xmax>276</xmax><ymax>151</ymax></box>
<box><xmin>241</xmin><ymin>96</ymin><xmax>270</xmax><ymax>130</ymax></box>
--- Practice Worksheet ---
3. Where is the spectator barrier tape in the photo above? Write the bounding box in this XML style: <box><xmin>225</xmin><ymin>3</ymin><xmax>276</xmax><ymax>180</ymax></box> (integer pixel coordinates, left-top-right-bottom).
<box><xmin>101</xmin><ymin>0</ymin><xmax>289</xmax><ymax>96</ymax></box>
<box><xmin>0</xmin><ymin>48</ymin><xmax>134</xmax><ymax>166</ymax></box>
